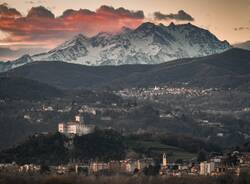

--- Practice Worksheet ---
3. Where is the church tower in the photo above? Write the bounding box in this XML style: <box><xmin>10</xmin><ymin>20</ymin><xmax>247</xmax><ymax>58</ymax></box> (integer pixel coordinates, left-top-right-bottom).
<box><xmin>162</xmin><ymin>153</ymin><xmax>167</xmax><ymax>167</ymax></box>
<box><xmin>137</xmin><ymin>160</ymin><xmax>141</xmax><ymax>170</ymax></box>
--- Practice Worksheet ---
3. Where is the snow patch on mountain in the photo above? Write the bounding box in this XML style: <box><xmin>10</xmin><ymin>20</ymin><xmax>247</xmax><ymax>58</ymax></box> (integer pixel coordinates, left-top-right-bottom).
<box><xmin>0</xmin><ymin>22</ymin><xmax>231</xmax><ymax>72</ymax></box>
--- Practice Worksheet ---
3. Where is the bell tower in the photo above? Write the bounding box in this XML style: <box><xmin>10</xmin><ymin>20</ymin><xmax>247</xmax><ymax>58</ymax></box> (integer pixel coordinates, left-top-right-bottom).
<box><xmin>162</xmin><ymin>153</ymin><xmax>167</xmax><ymax>167</ymax></box>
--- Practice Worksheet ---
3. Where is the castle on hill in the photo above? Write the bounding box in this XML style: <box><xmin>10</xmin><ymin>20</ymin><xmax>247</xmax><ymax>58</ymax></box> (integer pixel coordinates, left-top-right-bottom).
<box><xmin>58</xmin><ymin>115</ymin><xmax>95</xmax><ymax>136</ymax></box>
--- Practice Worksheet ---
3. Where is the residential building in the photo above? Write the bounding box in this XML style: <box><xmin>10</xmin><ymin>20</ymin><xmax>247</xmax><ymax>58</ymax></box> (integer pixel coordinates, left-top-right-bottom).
<box><xmin>200</xmin><ymin>161</ymin><xmax>215</xmax><ymax>175</ymax></box>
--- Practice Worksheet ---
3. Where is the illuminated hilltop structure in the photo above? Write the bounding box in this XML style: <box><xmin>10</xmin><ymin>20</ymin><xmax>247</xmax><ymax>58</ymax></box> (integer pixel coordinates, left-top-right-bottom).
<box><xmin>58</xmin><ymin>115</ymin><xmax>95</xmax><ymax>136</ymax></box>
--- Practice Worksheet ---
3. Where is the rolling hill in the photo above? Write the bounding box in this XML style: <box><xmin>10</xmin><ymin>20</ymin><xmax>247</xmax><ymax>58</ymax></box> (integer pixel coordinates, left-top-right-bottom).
<box><xmin>2</xmin><ymin>48</ymin><xmax>250</xmax><ymax>89</ymax></box>
<box><xmin>0</xmin><ymin>77</ymin><xmax>63</xmax><ymax>100</ymax></box>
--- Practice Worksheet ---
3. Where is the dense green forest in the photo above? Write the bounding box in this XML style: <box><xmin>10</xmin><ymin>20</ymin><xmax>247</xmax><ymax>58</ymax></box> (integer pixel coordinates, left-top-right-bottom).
<box><xmin>0</xmin><ymin>128</ymin><xmax>231</xmax><ymax>165</ymax></box>
<box><xmin>0</xmin><ymin>129</ymin><xmax>126</xmax><ymax>165</ymax></box>
<box><xmin>0</xmin><ymin>77</ymin><xmax>62</xmax><ymax>100</ymax></box>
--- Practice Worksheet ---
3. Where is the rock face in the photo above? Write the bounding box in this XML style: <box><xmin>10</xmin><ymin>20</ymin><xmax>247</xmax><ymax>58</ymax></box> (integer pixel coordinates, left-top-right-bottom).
<box><xmin>0</xmin><ymin>22</ymin><xmax>231</xmax><ymax>72</ymax></box>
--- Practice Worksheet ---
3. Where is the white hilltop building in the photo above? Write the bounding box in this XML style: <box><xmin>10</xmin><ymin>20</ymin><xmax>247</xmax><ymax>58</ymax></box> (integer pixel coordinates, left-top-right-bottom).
<box><xmin>58</xmin><ymin>115</ymin><xmax>95</xmax><ymax>136</ymax></box>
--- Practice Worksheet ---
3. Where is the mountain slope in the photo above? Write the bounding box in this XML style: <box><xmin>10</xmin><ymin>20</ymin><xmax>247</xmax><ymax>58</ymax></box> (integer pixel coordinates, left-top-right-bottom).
<box><xmin>32</xmin><ymin>22</ymin><xmax>230</xmax><ymax>66</ymax></box>
<box><xmin>0</xmin><ymin>55</ymin><xmax>33</xmax><ymax>73</ymax></box>
<box><xmin>0</xmin><ymin>77</ymin><xmax>63</xmax><ymax>150</ymax></box>
<box><xmin>0</xmin><ymin>77</ymin><xmax>63</xmax><ymax>100</ymax></box>
<box><xmin>113</xmin><ymin>48</ymin><xmax>250</xmax><ymax>88</ymax></box>
<box><xmin>234</xmin><ymin>41</ymin><xmax>250</xmax><ymax>50</ymax></box>
<box><xmin>0</xmin><ymin>22</ymin><xmax>231</xmax><ymax>72</ymax></box>
<box><xmin>0</xmin><ymin>47</ymin><xmax>47</xmax><ymax>61</ymax></box>
<box><xmin>2</xmin><ymin>48</ymin><xmax>250</xmax><ymax>89</ymax></box>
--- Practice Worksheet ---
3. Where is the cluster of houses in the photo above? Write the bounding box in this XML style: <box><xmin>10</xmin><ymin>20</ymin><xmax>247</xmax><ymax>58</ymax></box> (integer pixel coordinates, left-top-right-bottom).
<box><xmin>23</xmin><ymin>102</ymin><xmax>128</xmax><ymax>126</ymax></box>
<box><xmin>160</xmin><ymin>152</ymin><xmax>250</xmax><ymax>177</ymax></box>
<box><xmin>55</xmin><ymin>115</ymin><xmax>250</xmax><ymax>176</ymax></box>
<box><xmin>116</xmin><ymin>86</ymin><xmax>218</xmax><ymax>100</ymax></box>
<box><xmin>198</xmin><ymin>152</ymin><xmax>249</xmax><ymax>176</ymax></box>
<box><xmin>0</xmin><ymin>163</ymin><xmax>40</xmax><ymax>174</ymax></box>
<box><xmin>1</xmin><ymin>152</ymin><xmax>250</xmax><ymax>176</ymax></box>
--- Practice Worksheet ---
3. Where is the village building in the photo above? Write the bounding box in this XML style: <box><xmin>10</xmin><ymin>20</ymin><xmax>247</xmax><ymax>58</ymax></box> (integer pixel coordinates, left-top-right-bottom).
<box><xmin>200</xmin><ymin>161</ymin><xmax>215</xmax><ymax>175</ymax></box>
<box><xmin>159</xmin><ymin>153</ymin><xmax>169</xmax><ymax>175</ymax></box>
<box><xmin>58</xmin><ymin>115</ymin><xmax>95</xmax><ymax>136</ymax></box>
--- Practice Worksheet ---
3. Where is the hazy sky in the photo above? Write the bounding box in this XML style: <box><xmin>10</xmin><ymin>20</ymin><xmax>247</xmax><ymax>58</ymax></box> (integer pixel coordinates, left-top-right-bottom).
<box><xmin>0</xmin><ymin>0</ymin><xmax>249</xmax><ymax>51</ymax></box>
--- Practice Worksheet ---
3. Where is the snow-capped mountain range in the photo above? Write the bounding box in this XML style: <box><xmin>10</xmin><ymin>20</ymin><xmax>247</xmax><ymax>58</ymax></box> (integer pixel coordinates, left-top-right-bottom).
<box><xmin>0</xmin><ymin>22</ymin><xmax>231</xmax><ymax>72</ymax></box>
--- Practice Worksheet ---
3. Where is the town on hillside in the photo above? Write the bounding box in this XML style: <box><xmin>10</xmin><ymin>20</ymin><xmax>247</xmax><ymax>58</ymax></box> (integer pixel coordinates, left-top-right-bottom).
<box><xmin>0</xmin><ymin>115</ymin><xmax>249</xmax><ymax>177</ymax></box>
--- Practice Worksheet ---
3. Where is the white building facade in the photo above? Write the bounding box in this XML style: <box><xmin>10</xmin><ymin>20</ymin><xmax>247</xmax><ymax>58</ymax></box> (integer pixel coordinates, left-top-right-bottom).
<box><xmin>200</xmin><ymin>161</ymin><xmax>215</xmax><ymax>175</ymax></box>
<box><xmin>58</xmin><ymin>115</ymin><xmax>95</xmax><ymax>136</ymax></box>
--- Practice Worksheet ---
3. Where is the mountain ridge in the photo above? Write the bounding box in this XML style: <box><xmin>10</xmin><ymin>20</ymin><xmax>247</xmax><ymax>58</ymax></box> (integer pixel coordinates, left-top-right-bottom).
<box><xmin>0</xmin><ymin>22</ymin><xmax>231</xmax><ymax>72</ymax></box>
<box><xmin>2</xmin><ymin>48</ymin><xmax>249</xmax><ymax>90</ymax></box>
<box><xmin>234</xmin><ymin>40</ymin><xmax>250</xmax><ymax>51</ymax></box>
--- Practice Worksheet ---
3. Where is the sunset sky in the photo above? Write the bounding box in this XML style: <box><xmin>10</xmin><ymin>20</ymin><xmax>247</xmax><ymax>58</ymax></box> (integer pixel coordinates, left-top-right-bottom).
<box><xmin>0</xmin><ymin>0</ymin><xmax>249</xmax><ymax>57</ymax></box>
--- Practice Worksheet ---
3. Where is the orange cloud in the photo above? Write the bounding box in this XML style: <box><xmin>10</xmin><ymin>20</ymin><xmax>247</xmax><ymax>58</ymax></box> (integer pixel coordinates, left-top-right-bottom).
<box><xmin>0</xmin><ymin>4</ymin><xmax>145</xmax><ymax>48</ymax></box>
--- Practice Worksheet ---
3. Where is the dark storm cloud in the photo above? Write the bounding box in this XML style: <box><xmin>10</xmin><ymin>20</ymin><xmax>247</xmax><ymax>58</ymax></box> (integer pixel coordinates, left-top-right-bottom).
<box><xmin>60</xmin><ymin>9</ymin><xmax>95</xmax><ymax>18</ymax></box>
<box><xmin>27</xmin><ymin>6</ymin><xmax>55</xmax><ymax>18</ymax></box>
<box><xmin>0</xmin><ymin>3</ymin><xmax>21</xmax><ymax>18</ymax></box>
<box><xmin>97</xmin><ymin>5</ymin><xmax>144</xmax><ymax>19</ymax></box>
<box><xmin>0</xmin><ymin>4</ymin><xmax>145</xmax><ymax>45</ymax></box>
<box><xmin>154</xmin><ymin>10</ymin><xmax>194</xmax><ymax>21</ymax></box>
<box><xmin>61</xmin><ymin>5</ymin><xmax>144</xmax><ymax>19</ymax></box>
